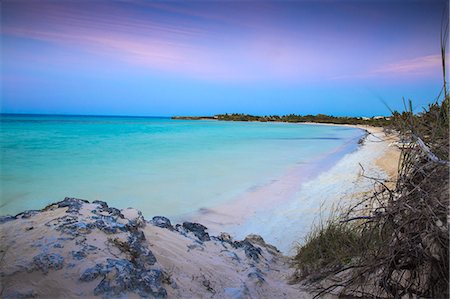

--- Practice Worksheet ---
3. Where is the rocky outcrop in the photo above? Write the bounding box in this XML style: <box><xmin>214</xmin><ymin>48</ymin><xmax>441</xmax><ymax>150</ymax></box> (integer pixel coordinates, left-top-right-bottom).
<box><xmin>0</xmin><ymin>197</ymin><xmax>305</xmax><ymax>298</ymax></box>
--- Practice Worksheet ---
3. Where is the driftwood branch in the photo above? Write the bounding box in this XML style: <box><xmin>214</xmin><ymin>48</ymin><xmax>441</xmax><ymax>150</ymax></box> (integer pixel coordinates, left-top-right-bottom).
<box><xmin>414</xmin><ymin>136</ymin><xmax>450</xmax><ymax>166</ymax></box>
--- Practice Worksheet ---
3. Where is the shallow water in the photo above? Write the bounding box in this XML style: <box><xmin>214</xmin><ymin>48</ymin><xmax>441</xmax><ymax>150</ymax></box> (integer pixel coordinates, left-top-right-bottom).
<box><xmin>0</xmin><ymin>114</ymin><xmax>364</xmax><ymax>222</ymax></box>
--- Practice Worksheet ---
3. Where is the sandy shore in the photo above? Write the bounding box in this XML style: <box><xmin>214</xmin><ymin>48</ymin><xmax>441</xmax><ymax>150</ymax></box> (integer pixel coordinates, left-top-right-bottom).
<box><xmin>188</xmin><ymin>123</ymin><xmax>401</xmax><ymax>254</ymax></box>
<box><xmin>301</xmin><ymin>123</ymin><xmax>400</xmax><ymax>181</ymax></box>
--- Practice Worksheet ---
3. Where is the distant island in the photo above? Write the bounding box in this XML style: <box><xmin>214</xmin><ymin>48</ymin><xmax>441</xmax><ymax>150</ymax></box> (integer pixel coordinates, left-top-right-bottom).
<box><xmin>172</xmin><ymin>113</ymin><xmax>391</xmax><ymax>126</ymax></box>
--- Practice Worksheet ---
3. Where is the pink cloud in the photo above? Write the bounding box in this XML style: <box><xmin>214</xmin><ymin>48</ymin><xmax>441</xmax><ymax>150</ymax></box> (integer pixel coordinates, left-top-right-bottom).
<box><xmin>331</xmin><ymin>54</ymin><xmax>445</xmax><ymax>81</ymax></box>
<box><xmin>371</xmin><ymin>54</ymin><xmax>443</xmax><ymax>75</ymax></box>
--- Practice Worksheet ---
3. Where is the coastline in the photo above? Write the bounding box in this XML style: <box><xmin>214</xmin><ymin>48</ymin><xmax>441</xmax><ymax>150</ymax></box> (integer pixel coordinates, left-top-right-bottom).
<box><xmin>187</xmin><ymin>123</ymin><xmax>400</xmax><ymax>254</ymax></box>
<box><xmin>0</xmin><ymin>122</ymin><xmax>401</xmax><ymax>298</ymax></box>
<box><xmin>303</xmin><ymin>122</ymin><xmax>400</xmax><ymax>181</ymax></box>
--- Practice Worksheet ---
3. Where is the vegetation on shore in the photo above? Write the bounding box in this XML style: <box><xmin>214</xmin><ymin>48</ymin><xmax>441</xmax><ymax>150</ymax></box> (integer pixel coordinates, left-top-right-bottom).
<box><xmin>172</xmin><ymin>113</ymin><xmax>392</xmax><ymax>126</ymax></box>
<box><xmin>291</xmin><ymin>97</ymin><xmax>449</xmax><ymax>298</ymax></box>
<box><xmin>291</xmin><ymin>17</ymin><xmax>449</xmax><ymax>298</ymax></box>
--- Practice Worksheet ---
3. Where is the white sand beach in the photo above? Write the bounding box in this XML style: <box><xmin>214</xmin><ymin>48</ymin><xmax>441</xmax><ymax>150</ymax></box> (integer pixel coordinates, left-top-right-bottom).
<box><xmin>189</xmin><ymin>125</ymin><xmax>400</xmax><ymax>254</ymax></box>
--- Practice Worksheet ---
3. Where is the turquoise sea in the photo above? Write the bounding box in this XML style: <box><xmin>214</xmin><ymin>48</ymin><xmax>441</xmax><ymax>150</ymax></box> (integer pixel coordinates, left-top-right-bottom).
<box><xmin>0</xmin><ymin>114</ymin><xmax>364</xmax><ymax>220</ymax></box>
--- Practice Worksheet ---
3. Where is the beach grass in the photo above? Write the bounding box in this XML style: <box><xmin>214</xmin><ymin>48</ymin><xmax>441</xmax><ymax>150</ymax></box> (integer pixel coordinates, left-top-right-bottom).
<box><xmin>292</xmin><ymin>17</ymin><xmax>449</xmax><ymax>297</ymax></box>
<box><xmin>292</xmin><ymin>95</ymin><xmax>449</xmax><ymax>299</ymax></box>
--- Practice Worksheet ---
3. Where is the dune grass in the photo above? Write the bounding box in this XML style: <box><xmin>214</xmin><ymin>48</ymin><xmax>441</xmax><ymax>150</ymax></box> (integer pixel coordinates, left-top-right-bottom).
<box><xmin>292</xmin><ymin>13</ymin><xmax>449</xmax><ymax>297</ymax></box>
<box><xmin>292</xmin><ymin>94</ymin><xmax>449</xmax><ymax>299</ymax></box>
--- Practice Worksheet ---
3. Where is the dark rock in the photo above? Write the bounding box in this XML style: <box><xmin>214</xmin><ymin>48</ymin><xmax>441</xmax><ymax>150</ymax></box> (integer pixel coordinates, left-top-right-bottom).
<box><xmin>137</xmin><ymin>247</ymin><xmax>157</xmax><ymax>266</ymax></box>
<box><xmin>174</xmin><ymin>224</ymin><xmax>188</xmax><ymax>237</ymax></box>
<box><xmin>138</xmin><ymin>269</ymin><xmax>167</xmax><ymax>298</ymax></box>
<box><xmin>106</xmin><ymin>258</ymin><xmax>134</xmax><ymax>272</ymax></box>
<box><xmin>92</xmin><ymin>259</ymin><xmax>137</xmax><ymax>296</ymax></box>
<box><xmin>247</xmin><ymin>268</ymin><xmax>265</xmax><ymax>284</ymax></box>
<box><xmin>124</xmin><ymin>209</ymin><xmax>145</xmax><ymax>228</ymax></box>
<box><xmin>127</xmin><ymin>230</ymin><xmax>156</xmax><ymax>266</ymax></box>
<box><xmin>94</xmin><ymin>279</ymin><xmax>112</xmax><ymax>296</ymax></box>
<box><xmin>92</xmin><ymin>200</ymin><xmax>108</xmax><ymax>208</ymax></box>
<box><xmin>233</xmin><ymin>240</ymin><xmax>262</xmax><ymax>262</ymax></box>
<box><xmin>187</xmin><ymin>244</ymin><xmax>204</xmax><ymax>251</ymax></box>
<box><xmin>108</xmin><ymin>207</ymin><xmax>123</xmax><ymax>218</ymax></box>
<box><xmin>53</xmin><ymin>243</ymin><xmax>64</xmax><ymax>248</ymax></box>
<box><xmin>0</xmin><ymin>215</ymin><xmax>16</xmax><ymax>224</ymax></box>
<box><xmin>32</xmin><ymin>253</ymin><xmax>64</xmax><ymax>274</ymax></box>
<box><xmin>80</xmin><ymin>264</ymin><xmax>105</xmax><ymax>282</ymax></box>
<box><xmin>75</xmin><ymin>237</ymin><xmax>87</xmax><ymax>246</ymax></box>
<box><xmin>92</xmin><ymin>215</ymin><xmax>126</xmax><ymax>234</ymax></box>
<box><xmin>57</xmin><ymin>197</ymin><xmax>89</xmax><ymax>214</ymax></box>
<box><xmin>218</xmin><ymin>232</ymin><xmax>233</xmax><ymax>243</ymax></box>
<box><xmin>46</xmin><ymin>216</ymin><xmax>92</xmax><ymax>236</ymax></box>
<box><xmin>150</xmin><ymin>216</ymin><xmax>173</xmax><ymax>230</ymax></box>
<box><xmin>72</xmin><ymin>250</ymin><xmax>87</xmax><ymax>260</ymax></box>
<box><xmin>245</xmin><ymin>234</ymin><xmax>280</xmax><ymax>255</ymax></box>
<box><xmin>15</xmin><ymin>210</ymin><xmax>40</xmax><ymax>219</ymax></box>
<box><xmin>85</xmin><ymin>244</ymin><xmax>98</xmax><ymax>251</ymax></box>
<box><xmin>182</xmin><ymin>222</ymin><xmax>210</xmax><ymax>241</ymax></box>
<box><xmin>83</xmin><ymin>257</ymin><xmax>166</xmax><ymax>297</ymax></box>
<box><xmin>92</xmin><ymin>201</ymin><xmax>124</xmax><ymax>218</ymax></box>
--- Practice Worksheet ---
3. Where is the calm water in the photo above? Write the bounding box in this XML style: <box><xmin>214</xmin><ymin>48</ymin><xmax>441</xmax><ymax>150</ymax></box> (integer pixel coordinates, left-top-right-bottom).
<box><xmin>0</xmin><ymin>114</ymin><xmax>364</xmax><ymax>218</ymax></box>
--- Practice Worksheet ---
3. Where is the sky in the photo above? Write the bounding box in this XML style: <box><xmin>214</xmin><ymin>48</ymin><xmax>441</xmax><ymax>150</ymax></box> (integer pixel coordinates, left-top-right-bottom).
<box><xmin>1</xmin><ymin>0</ymin><xmax>448</xmax><ymax>117</ymax></box>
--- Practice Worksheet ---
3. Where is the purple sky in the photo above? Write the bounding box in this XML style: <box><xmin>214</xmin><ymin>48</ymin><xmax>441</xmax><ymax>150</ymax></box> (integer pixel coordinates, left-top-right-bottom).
<box><xmin>1</xmin><ymin>0</ymin><xmax>448</xmax><ymax>116</ymax></box>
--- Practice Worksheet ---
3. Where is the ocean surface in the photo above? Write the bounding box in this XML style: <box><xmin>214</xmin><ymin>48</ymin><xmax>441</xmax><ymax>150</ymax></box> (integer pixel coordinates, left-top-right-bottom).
<box><xmin>0</xmin><ymin>114</ymin><xmax>364</xmax><ymax>227</ymax></box>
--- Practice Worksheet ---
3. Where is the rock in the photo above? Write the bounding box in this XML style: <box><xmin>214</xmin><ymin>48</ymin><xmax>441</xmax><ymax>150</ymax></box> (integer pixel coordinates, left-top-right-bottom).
<box><xmin>92</xmin><ymin>200</ymin><xmax>124</xmax><ymax>218</ymax></box>
<box><xmin>94</xmin><ymin>279</ymin><xmax>113</xmax><ymax>296</ymax></box>
<box><xmin>107</xmin><ymin>207</ymin><xmax>123</xmax><ymax>218</ymax></box>
<box><xmin>218</xmin><ymin>232</ymin><xmax>233</xmax><ymax>243</ymax></box>
<box><xmin>0</xmin><ymin>215</ymin><xmax>16</xmax><ymax>224</ymax></box>
<box><xmin>245</xmin><ymin>234</ymin><xmax>280</xmax><ymax>255</ymax></box>
<box><xmin>31</xmin><ymin>253</ymin><xmax>64</xmax><ymax>274</ymax></box>
<box><xmin>121</xmin><ymin>228</ymin><xmax>156</xmax><ymax>267</ymax></box>
<box><xmin>85</xmin><ymin>244</ymin><xmax>98</xmax><ymax>251</ymax></box>
<box><xmin>182</xmin><ymin>222</ymin><xmax>210</xmax><ymax>242</ymax></box>
<box><xmin>92</xmin><ymin>200</ymin><xmax>108</xmax><ymax>208</ymax></box>
<box><xmin>46</xmin><ymin>216</ymin><xmax>93</xmax><ymax>236</ymax></box>
<box><xmin>92</xmin><ymin>215</ymin><xmax>126</xmax><ymax>234</ymax></box>
<box><xmin>88</xmin><ymin>259</ymin><xmax>167</xmax><ymax>298</ymax></box>
<box><xmin>187</xmin><ymin>244</ymin><xmax>204</xmax><ymax>252</ymax></box>
<box><xmin>138</xmin><ymin>269</ymin><xmax>167</xmax><ymax>298</ymax></box>
<box><xmin>247</xmin><ymin>268</ymin><xmax>265</xmax><ymax>285</ymax></box>
<box><xmin>233</xmin><ymin>240</ymin><xmax>262</xmax><ymax>262</ymax></box>
<box><xmin>122</xmin><ymin>208</ymin><xmax>146</xmax><ymax>228</ymax></box>
<box><xmin>15</xmin><ymin>210</ymin><xmax>40</xmax><ymax>219</ymax></box>
<box><xmin>150</xmin><ymin>216</ymin><xmax>173</xmax><ymax>230</ymax></box>
<box><xmin>72</xmin><ymin>250</ymin><xmax>87</xmax><ymax>260</ymax></box>
<box><xmin>80</xmin><ymin>264</ymin><xmax>104</xmax><ymax>282</ymax></box>
<box><xmin>57</xmin><ymin>197</ymin><xmax>89</xmax><ymax>214</ymax></box>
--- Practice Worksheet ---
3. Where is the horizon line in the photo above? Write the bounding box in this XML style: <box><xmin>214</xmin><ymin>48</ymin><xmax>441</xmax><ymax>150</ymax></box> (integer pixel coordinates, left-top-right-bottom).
<box><xmin>0</xmin><ymin>112</ymin><xmax>393</xmax><ymax>119</ymax></box>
